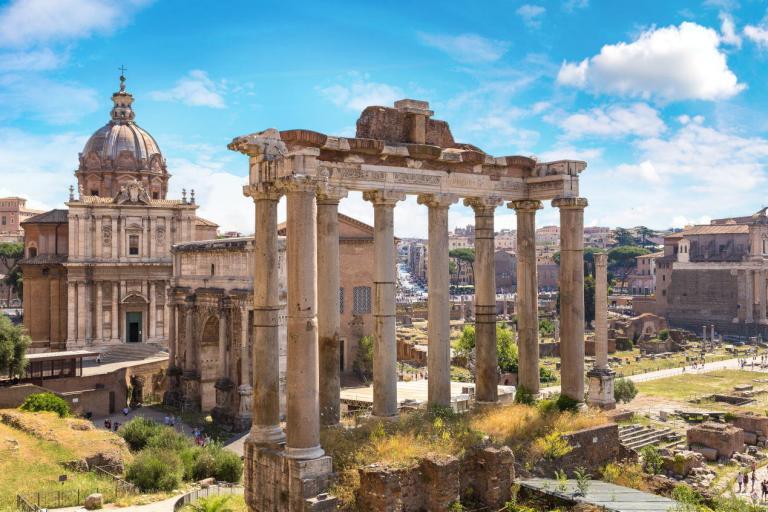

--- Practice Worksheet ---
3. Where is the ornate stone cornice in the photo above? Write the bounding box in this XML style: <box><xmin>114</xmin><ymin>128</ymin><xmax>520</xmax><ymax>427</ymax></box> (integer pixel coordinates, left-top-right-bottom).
<box><xmin>507</xmin><ymin>199</ymin><xmax>543</xmax><ymax>212</ymax></box>
<box><xmin>242</xmin><ymin>183</ymin><xmax>283</xmax><ymax>202</ymax></box>
<box><xmin>362</xmin><ymin>190</ymin><xmax>406</xmax><ymax>206</ymax></box>
<box><xmin>279</xmin><ymin>176</ymin><xmax>319</xmax><ymax>195</ymax></box>
<box><xmin>228</xmin><ymin>128</ymin><xmax>287</xmax><ymax>160</ymax></box>
<box><xmin>316</xmin><ymin>184</ymin><xmax>348</xmax><ymax>205</ymax></box>
<box><xmin>464</xmin><ymin>196</ymin><xmax>502</xmax><ymax>213</ymax></box>
<box><xmin>552</xmin><ymin>196</ymin><xmax>588</xmax><ymax>210</ymax></box>
<box><xmin>416</xmin><ymin>193</ymin><xmax>458</xmax><ymax>209</ymax></box>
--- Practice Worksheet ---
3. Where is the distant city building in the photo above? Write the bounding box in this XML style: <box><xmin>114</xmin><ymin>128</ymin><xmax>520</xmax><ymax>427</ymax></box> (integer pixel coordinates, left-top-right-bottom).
<box><xmin>0</xmin><ymin>197</ymin><xmax>44</xmax><ymax>242</ymax></box>
<box><xmin>494</xmin><ymin>229</ymin><xmax>516</xmax><ymax>251</ymax></box>
<box><xmin>626</xmin><ymin>251</ymin><xmax>662</xmax><ymax>296</ymax></box>
<box><xmin>494</xmin><ymin>249</ymin><xmax>559</xmax><ymax>293</ymax></box>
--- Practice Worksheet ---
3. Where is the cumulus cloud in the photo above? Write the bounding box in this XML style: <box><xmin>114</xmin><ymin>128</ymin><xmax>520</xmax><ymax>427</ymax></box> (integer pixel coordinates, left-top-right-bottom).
<box><xmin>318</xmin><ymin>74</ymin><xmax>403</xmax><ymax>111</ymax></box>
<box><xmin>0</xmin><ymin>74</ymin><xmax>99</xmax><ymax>123</ymax></box>
<box><xmin>417</xmin><ymin>32</ymin><xmax>510</xmax><ymax>63</ymax></box>
<box><xmin>615</xmin><ymin>161</ymin><xmax>662</xmax><ymax>184</ymax></box>
<box><xmin>150</xmin><ymin>70</ymin><xmax>226</xmax><ymax>108</ymax></box>
<box><xmin>0</xmin><ymin>47</ymin><xmax>62</xmax><ymax>70</ymax></box>
<box><xmin>0</xmin><ymin>0</ymin><xmax>151</xmax><ymax>47</ymax></box>
<box><xmin>516</xmin><ymin>4</ymin><xmax>546</xmax><ymax>28</ymax></box>
<box><xmin>557</xmin><ymin>22</ymin><xmax>745</xmax><ymax>101</ymax></box>
<box><xmin>744</xmin><ymin>24</ymin><xmax>768</xmax><ymax>48</ymax></box>
<box><xmin>719</xmin><ymin>12</ymin><xmax>742</xmax><ymax>47</ymax></box>
<box><xmin>558</xmin><ymin>103</ymin><xmax>666</xmax><ymax>139</ymax></box>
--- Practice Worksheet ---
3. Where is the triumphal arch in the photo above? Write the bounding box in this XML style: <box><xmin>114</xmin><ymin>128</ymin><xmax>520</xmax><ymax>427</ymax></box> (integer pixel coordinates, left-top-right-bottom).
<box><xmin>229</xmin><ymin>99</ymin><xmax>588</xmax><ymax>511</ymax></box>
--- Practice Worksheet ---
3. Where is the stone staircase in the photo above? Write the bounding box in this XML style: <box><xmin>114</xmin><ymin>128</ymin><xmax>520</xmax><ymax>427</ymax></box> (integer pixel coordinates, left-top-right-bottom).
<box><xmin>619</xmin><ymin>424</ymin><xmax>680</xmax><ymax>451</ymax></box>
<box><xmin>99</xmin><ymin>343</ymin><xmax>167</xmax><ymax>364</ymax></box>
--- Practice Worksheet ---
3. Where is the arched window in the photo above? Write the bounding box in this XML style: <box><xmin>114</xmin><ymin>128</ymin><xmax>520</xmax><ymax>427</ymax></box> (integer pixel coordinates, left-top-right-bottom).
<box><xmin>28</xmin><ymin>246</ymin><xmax>37</xmax><ymax>257</ymax></box>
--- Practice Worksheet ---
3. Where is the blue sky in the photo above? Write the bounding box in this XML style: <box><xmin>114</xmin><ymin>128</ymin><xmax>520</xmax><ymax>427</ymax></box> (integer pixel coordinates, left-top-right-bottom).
<box><xmin>2</xmin><ymin>0</ymin><xmax>768</xmax><ymax>237</ymax></box>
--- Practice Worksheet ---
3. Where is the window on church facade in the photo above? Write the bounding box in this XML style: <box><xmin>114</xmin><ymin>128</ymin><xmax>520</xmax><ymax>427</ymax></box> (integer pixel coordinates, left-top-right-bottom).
<box><xmin>129</xmin><ymin>235</ymin><xmax>140</xmax><ymax>255</ymax></box>
<box><xmin>353</xmin><ymin>286</ymin><xmax>371</xmax><ymax>315</ymax></box>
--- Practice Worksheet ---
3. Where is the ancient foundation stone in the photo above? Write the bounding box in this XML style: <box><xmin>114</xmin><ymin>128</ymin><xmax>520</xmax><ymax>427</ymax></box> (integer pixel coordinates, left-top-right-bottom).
<box><xmin>687</xmin><ymin>422</ymin><xmax>744</xmax><ymax>461</ymax></box>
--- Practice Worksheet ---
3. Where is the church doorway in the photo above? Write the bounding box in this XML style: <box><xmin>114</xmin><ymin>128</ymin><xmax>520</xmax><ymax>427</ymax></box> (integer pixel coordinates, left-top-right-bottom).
<box><xmin>126</xmin><ymin>312</ymin><xmax>143</xmax><ymax>343</ymax></box>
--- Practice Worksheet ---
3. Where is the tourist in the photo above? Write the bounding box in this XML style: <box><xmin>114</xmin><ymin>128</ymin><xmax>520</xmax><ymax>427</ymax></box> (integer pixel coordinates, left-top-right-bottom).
<box><xmin>738</xmin><ymin>472</ymin><xmax>744</xmax><ymax>492</ymax></box>
<box><xmin>113</xmin><ymin>421</ymin><xmax>120</xmax><ymax>432</ymax></box>
<box><xmin>104</xmin><ymin>419</ymin><xmax>111</xmax><ymax>430</ymax></box>
<box><xmin>122</xmin><ymin>406</ymin><xmax>129</xmax><ymax>416</ymax></box>
<box><xmin>95</xmin><ymin>354</ymin><xmax>102</xmax><ymax>365</ymax></box>
<box><xmin>163</xmin><ymin>415</ymin><xmax>170</xmax><ymax>426</ymax></box>
<box><xmin>745</xmin><ymin>472</ymin><xmax>750</xmax><ymax>492</ymax></box>
<box><xmin>761</xmin><ymin>479</ymin><xmax>767</xmax><ymax>500</ymax></box>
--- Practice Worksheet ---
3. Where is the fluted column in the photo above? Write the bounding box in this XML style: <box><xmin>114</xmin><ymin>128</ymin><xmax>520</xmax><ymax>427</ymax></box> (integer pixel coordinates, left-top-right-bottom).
<box><xmin>184</xmin><ymin>305</ymin><xmax>195</xmax><ymax>369</ymax></box>
<box><xmin>244</xmin><ymin>184</ymin><xmax>285</xmax><ymax>445</ymax></box>
<box><xmin>465</xmin><ymin>196</ymin><xmax>501</xmax><ymax>403</ymax></box>
<box><xmin>364</xmin><ymin>190</ymin><xmax>405</xmax><ymax>418</ymax></box>
<box><xmin>168</xmin><ymin>302</ymin><xmax>177</xmax><ymax>366</ymax></box>
<box><xmin>509</xmin><ymin>199</ymin><xmax>543</xmax><ymax>396</ymax></box>
<box><xmin>149</xmin><ymin>281</ymin><xmax>156</xmax><ymax>340</ymax></box>
<box><xmin>760</xmin><ymin>270</ymin><xmax>767</xmax><ymax>324</ymax></box>
<box><xmin>240</xmin><ymin>305</ymin><xmax>250</xmax><ymax>386</ymax></box>
<box><xmin>417</xmin><ymin>193</ymin><xmax>458</xmax><ymax>407</ymax></box>
<box><xmin>746</xmin><ymin>270</ymin><xmax>755</xmax><ymax>324</ymax></box>
<box><xmin>553</xmin><ymin>197</ymin><xmax>588</xmax><ymax>403</ymax></box>
<box><xmin>285</xmin><ymin>179</ymin><xmax>323</xmax><ymax>459</ymax></box>
<box><xmin>594</xmin><ymin>253</ymin><xmax>608</xmax><ymax>370</ymax></box>
<box><xmin>317</xmin><ymin>186</ymin><xmax>348</xmax><ymax>426</ymax></box>
<box><xmin>95</xmin><ymin>282</ymin><xmax>103</xmax><ymax>342</ymax></box>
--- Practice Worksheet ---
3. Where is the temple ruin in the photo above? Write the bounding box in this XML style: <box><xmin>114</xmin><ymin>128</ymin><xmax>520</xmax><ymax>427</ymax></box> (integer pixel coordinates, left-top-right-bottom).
<box><xmin>228</xmin><ymin>99</ymin><xmax>589</xmax><ymax>511</ymax></box>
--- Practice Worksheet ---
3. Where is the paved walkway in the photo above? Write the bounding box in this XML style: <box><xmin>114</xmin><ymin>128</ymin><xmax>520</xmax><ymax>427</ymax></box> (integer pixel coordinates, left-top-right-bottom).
<box><xmin>520</xmin><ymin>478</ymin><xmax>679</xmax><ymax>511</ymax></box>
<box><xmin>51</xmin><ymin>494</ymin><xmax>179</xmax><ymax>512</ymax></box>
<box><xmin>731</xmin><ymin>463</ymin><xmax>768</xmax><ymax>506</ymax></box>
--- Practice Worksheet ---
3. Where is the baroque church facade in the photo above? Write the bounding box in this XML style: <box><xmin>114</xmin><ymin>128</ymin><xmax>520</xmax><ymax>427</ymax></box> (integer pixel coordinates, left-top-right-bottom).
<box><xmin>21</xmin><ymin>75</ymin><xmax>217</xmax><ymax>353</ymax></box>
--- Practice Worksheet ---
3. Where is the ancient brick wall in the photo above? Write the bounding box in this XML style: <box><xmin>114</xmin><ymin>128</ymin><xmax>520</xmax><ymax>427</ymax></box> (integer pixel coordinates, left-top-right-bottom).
<box><xmin>687</xmin><ymin>422</ymin><xmax>745</xmax><ymax>459</ymax></box>
<box><xmin>535</xmin><ymin>423</ymin><xmax>620</xmax><ymax>477</ymax></box>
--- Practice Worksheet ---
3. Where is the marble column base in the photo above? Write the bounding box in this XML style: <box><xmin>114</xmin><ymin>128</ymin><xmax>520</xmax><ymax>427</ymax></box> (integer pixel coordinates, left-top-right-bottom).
<box><xmin>587</xmin><ymin>367</ymin><xmax>616</xmax><ymax>410</ymax></box>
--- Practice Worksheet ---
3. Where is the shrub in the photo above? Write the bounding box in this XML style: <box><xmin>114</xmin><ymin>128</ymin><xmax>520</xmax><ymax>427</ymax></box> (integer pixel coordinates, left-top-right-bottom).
<box><xmin>0</xmin><ymin>313</ymin><xmax>29</xmax><ymax>378</ymax></box>
<box><xmin>191</xmin><ymin>447</ymin><xmax>218</xmax><ymax>481</ymax></box>
<box><xmin>126</xmin><ymin>449</ymin><xmax>183</xmax><ymax>492</ymax></box>
<box><xmin>539</xmin><ymin>366</ymin><xmax>556</xmax><ymax>383</ymax></box>
<box><xmin>211</xmin><ymin>447</ymin><xmax>243</xmax><ymax>483</ymax></box>
<box><xmin>19</xmin><ymin>392</ymin><xmax>70</xmax><ymax>417</ymax></box>
<box><xmin>640</xmin><ymin>445</ymin><xmax>664</xmax><ymax>475</ymax></box>
<box><xmin>658</xmin><ymin>329</ymin><xmax>670</xmax><ymax>341</ymax></box>
<box><xmin>352</xmin><ymin>335</ymin><xmax>374</xmax><ymax>381</ymax></box>
<box><xmin>555</xmin><ymin>394</ymin><xmax>580</xmax><ymax>412</ymax></box>
<box><xmin>188</xmin><ymin>495</ymin><xmax>238</xmax><ymax>512</ymax></box>
<box><xmin>146</xmin><ymin>426</ymin><xmax>189</xmax><ymax>452</ymax></box>
<box><xmin>515</xmin><ymin>385</ymin><xmax>535</xmax><ymax>405</ymax></box>
<box><xmin>118</xmin><ymin>417</ymin><xmax>164</xmax><ymax>451</ymax></box>
<box><xmin>533</xmin><ymin>431</ymin><xmax>572</xmax><ymax>460</ymax></box>
<box><xmin>614</xmin><ymin>378</ymin><xmax>638</xmax><ymax>403</ymax></box>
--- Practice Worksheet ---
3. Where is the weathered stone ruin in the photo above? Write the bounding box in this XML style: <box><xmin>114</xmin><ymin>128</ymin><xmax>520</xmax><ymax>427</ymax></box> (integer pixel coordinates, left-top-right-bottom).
<box><xmin>687</xmin><ymin>422</ymin><xmax>745</xmax><ymax>461</ymax></box>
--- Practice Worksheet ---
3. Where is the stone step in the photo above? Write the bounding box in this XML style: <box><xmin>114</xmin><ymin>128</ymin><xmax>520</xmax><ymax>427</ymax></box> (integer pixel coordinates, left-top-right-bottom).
<box><xmin>621</xmin><ymin>428</ymin><xmax>674</xmax><ymax>444</ymax></box>
<box><xmin>625</xmin><ymin>432</ymin><xmax>677</xmax><ymax>450</ymax></box>
<box><xmin>99</xmin><ymin>343</ymin><xmax>167</xmax><ymax>363</ymax></box>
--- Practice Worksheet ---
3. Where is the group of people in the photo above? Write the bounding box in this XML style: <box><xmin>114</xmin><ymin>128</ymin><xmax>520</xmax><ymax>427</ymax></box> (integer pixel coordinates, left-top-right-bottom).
<box><xmin>163</xmin><ymin>415</ymin><xmax>178</xmax><ymax>427</ymax></box>
<box><xmin>736</xmin><ymin>464</ymin><xmax>768</xmax><ymax>503</ymax></box>
<box><xmin>103</xmin><ymin>418</ymin><xmax>120</xmax><ymax>432</ymax></box>
<box><xmin>192</xmin><ymin>427</ymin><xmax>211</xmax><ymax>447</ymax></box>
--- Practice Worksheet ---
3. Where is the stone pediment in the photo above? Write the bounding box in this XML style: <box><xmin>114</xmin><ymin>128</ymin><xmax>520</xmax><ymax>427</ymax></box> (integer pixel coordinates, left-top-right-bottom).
<box><xmin>114</xmin><ymin>179</ymin><xmax>151</xmax><ymax>205</ymax></box>
<box><xmin>122</xmin><ymin>292</ymin><xmax>148</xmax><ymax>304</ymax></box>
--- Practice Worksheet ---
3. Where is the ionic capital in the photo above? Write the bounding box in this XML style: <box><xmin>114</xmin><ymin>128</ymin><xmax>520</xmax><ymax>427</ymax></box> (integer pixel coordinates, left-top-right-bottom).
<box><xmin>417</xmin><ymin>193</ymin><xmax>458</xmax><ymax>209</ymax></box>
<box><xmin>242</xmin><ymin>183</ymin><xmax>283</xmax><ymax>202</ymax></box>
<box><xmin>363</xmin><ymin>190</ymin><xmax>406</xmax><ymax>207</ymax></box>
<box><xmin>507</xmin><ymin>199</ymin><xmax>543</xmax><ymax>212</ymax></box>
<box><xmin>464</xmin><ymin>196</ymin><xmax>502</xmax><ymax>213</ymax></box>
<box><xmin>316</xmin><ymin>184</ymin><xmax>348</xmax><ymax>205</ymax></box>
<box><xmin>552</xmin><ymin>196</ymin><xmax>588</xmax><ymax>210</ymax></box>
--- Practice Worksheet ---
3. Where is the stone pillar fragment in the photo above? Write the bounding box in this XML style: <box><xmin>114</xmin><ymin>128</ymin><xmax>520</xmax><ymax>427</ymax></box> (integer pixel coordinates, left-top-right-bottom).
<box><xmin>364</xmin><ymin>190</ymin><xmax>404</xmax><ymax>419</ymax></box>
<box><xmin>417</xmin><ymin>193</ymin><xmax>458</xmax><ymax>407</ymax></box>
<box><xmin>509</xmin><ymin>199</ymin><xmax>542</xmax><ymax>396</ymax></box>
<box><xmin>553</xmin><ymin>197</ymin><xmax>588</xmax><ymax>403</ymax></box>
<box><xmin>317</xmin><ymin>186</ymin><xmax>347</xmax><ymax>426</ymax></box>
<box><xmin>465</xmin><ymin>196</ymin><xmax>501</xmax><ymax>404</ymax></box>
<box><xmin>587</xmin><ymin>252</ymin><xmax>615</xmax><ymax>409</ymax></box>
<box><xmin>285</xmin><ymin>180</ymin><xmax>324</xmax><ymax>459</ymax></box>
<box><xmin>111</xmin><ymin>282</ymin><xmax>119</xmax><ymax>341</ymax></box>
<box><xmin>244</xmin><ymin>184</ymin><xmax>285</xmax><ymax>445</ymax></box>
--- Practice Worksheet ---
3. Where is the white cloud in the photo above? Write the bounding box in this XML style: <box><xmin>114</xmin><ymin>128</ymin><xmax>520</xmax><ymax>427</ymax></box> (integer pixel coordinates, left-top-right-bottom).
<box><xmin>318</xmin><ymin>74</ymin><xmax>403</xmax><ymax>111</ymax></box>
<box><xmin>0</xmin><ymin>128</ymin><xmax>88</xmax><ymax>209</ymax></box>
<box><xmin>150</xmin><ymin>70</ymin><xmax>226</xmax><ymax>108</ymax></box>
<box><xmin>0</xmin><ymin>74</ymin><xmax>99</xmax><ymax>123</ymax></box>
<box><xmin>719</xmin><ymin>12</ymin><xmax>742</xmax><ymax>47</ymax></box>
<box><xmin>744</xmin><ymin>24</ymin><xmax>768</xmax><ymax>48</ymax></box>
<box><xmin>0</xmin><ymin>47</ymin><xmax>62</xmax><ymax>70</ymax></box>
<box><xmin>557</xmin><ymin>22</ymin><xmax>745</xmax><ymax>101</ymax></box>
<box><xmin>558</xmin><ymin>103</ymin><xmax>666</xmax><ymax>139</ymax></box>
<box><xmin>0</xmin><ymin>0</ymin><xmax>151</xmax><ymax>47</ymax></box>
<box><xmin>536</xmin><ymin>145</ymin><xmax>603</xmax><ymax>162</ymax></box>
<box><xmin>615</xmin><ymin>161</ymin><xmax>662</xmax><ymax>184</ymax></box>
<box><xmin>516</xmin><ymin>4</ymin><xmax>546</xmax><ymax>28</ymax></box>
<box><xmin>417</xmin><ymin>32</ymin><xmax>510</xmax><ymax>63</ymax></box>
<box><xmin>461</xmin><ymin>109</ymin><xmax>539</xmax><ymax>154</ymax></box>
<box><xmin>563</xmin><ymin>0</ymin><xmax>589</xmax><ymax>11</ymax></box>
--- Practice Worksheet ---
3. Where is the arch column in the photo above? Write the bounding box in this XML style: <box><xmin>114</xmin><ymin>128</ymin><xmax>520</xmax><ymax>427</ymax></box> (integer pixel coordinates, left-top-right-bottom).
<box><xmin>364</xmin><ymin>190</ymin><xmax>405</xmax><ymax>419</ymax></box>
<box><xmin>465</xmin><ymin>196</ymin><xmax>502</xmax><ymax>404</ymax></box>
<box><xmin>509</xmin><ymin>199</ymin><xmax>543</xmax><ymax>396</ymax></box>
<box><xmin>244</xmin><ymin>184</ymin><xmax>286</xmax><ymax>445</ymax></box>
<box><xmin>284</xmin><ymin>179</ymin><xmax>323</xmax><ymax>459</ymax></box>
<box><xmin>316</xmin><ymin>186</ymin><xmax>347</xmax><ymax>426</ymax></box>
<box><xmin>553</xmin><ymin>197</ymin><xmax>588</xmax><ymax>403</ymax></box>
<box><xmin>417</xmin><ymin>193</ymin><xmax>458</xmax><ymax>407</ymax></box>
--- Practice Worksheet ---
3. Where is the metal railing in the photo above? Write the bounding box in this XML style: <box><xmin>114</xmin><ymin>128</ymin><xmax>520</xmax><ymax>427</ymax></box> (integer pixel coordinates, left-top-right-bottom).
<box><xmin>15</xmin><ymin>495</ymin><xmax>40</xmax><ymax>512</ymax></box>
<box><xmin>92</xmin><ymin>464</ymin><xmax>138</xmax><ymax>495</ymax></box>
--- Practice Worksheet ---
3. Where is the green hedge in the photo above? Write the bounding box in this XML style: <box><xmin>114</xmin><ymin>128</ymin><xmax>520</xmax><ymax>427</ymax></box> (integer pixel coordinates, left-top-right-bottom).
<box><xmin>19</xmin><ymin>392</ymin><xmax>70</xmax><ymax>417</ymax></box>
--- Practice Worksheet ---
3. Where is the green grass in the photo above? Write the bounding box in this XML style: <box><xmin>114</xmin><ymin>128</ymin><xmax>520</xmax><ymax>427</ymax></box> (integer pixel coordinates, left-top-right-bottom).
<box><xmin>636</xmin><ymin>370</ymin><xmax>766</xmax><ymax>401</ymax></box>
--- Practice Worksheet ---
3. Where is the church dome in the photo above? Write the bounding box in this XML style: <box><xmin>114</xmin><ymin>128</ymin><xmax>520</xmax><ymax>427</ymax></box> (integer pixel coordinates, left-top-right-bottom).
<box><xmin>76</xmin><ymin>71</ymin><xmax>169</xmax><ymax>199</ymax></box>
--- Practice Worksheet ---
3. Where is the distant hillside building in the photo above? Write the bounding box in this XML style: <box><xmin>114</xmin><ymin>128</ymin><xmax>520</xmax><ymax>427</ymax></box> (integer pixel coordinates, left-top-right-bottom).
<box><xmin>652</xmin><ymin>209</ymin><xmax>768</xmax><ymax>336</ymax></box>
<box><xmin>0</xmin><ymin>197</ymin><xmax>44</xmax><ymax>242</ymax></box>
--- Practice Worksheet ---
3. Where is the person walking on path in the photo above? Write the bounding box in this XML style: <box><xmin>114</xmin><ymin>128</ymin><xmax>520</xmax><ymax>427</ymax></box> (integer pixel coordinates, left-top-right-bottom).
<box><xmin>738</xmin><ymin>472</ymin><xmax>744</xmax><ymax>493</ymax></box>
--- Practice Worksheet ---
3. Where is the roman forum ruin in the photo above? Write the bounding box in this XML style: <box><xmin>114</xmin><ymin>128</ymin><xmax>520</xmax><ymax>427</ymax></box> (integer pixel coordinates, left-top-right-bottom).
<box><xmin>229</xmin><ymin>99</ymin><xmax>588</xmax><ymax>510</ymax></box>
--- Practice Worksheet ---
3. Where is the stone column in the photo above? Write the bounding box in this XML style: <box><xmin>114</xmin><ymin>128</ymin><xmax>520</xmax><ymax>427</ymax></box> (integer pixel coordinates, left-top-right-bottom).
<box><xmin>553</xmin><ymin>197</ymin><xmax>588</xmax><ymax>403</ymax></box>
<box><xmin>95</xmin><ymin>216</ymin><xmax>103</xmax><ymax>259</ymax></box>
<box><xmin>111</xmin><ymin>216</ymin><xmax>118</xmax><ymax>259</ymax></box>
<box><xmin>759</xmin><ymin>271</ymin><xmax>767</xmax><ymax>324</ymax></box>
<box><xmin>465</xmin><ymin>196</ymin><xmax>502</xmax><ymax>404</ymax></box>
<box><xmin>168</xmin><ymin>302</ymin><xmax>177</xmax><ymax>366</ymax></box>
<box><xmin>417</xmin><ymin>193</ymin><xmax>458</xmax><ymax>407</ymax></box>
<box><xmin>364</xmin><ymin>190</ymin><xmax>405</xmax><ymax>418</ymax></box>
<box><xmin>76</xmin><ymin>281</ymin><xmax>86</xmax><ymax>344</ymax></box>
<box><xmin>587</xmin><ymin>252</ymin><xmax>615</xmax><ymax>409</ymax></box>
<box><xmin>736</xmin><ymin>269</ymin><xmax>746</xmax><ymax>323</ymax></box>
<box><xmin>237</xmin><ymin>304</ymin><xmax>253</xmax><ymax>429</ymax></box>
<box><xmin>316</xmin><ymin>186</ymin><xmax>347</xmax><ymax>426</ymax></box>
<box><xmin>218</xmin><ymin>306</ymin><xmax>228</xmax><ymax>378</ymax></box>
<box><xmin>244</xmin><ymin>185</ymin><xmax>285</xmax><ymax>445</ymax></box>
<box><xmin>95</xmin><ymin>282</ymin><xmax>103</xmax><ymax>342</ymax></box>
<box><xmin>149</xmin><ymin>281</ymin><xmax>156</xmax><ymax>340</ymax></box>
<box><xmin>509</xmin><ymin>199</ymin><xmax>543</xmax><ymax>396</ymax></box>
<box><xmin>746</xmin><ymin>270</ymin><xmax>755</xmax><ymax>324</ymax></box>
<box><xmin>184</xmin><ymin>305</ymin><xmax>195</xmax><ymax>369</ymax></box>
<box><xmin>285</xmin><ymin>180</ymin><xmax>324</xmax><ymax>459</ymax></box>
<box><xmin>111</xmin><ymin>282</ymin><xmax>119</xmax><ymax>341</ymax></box>
<box><xmin>67</xmin><ymin>282</ymin><xmax>77</xmax><ymax>345</ymax></box>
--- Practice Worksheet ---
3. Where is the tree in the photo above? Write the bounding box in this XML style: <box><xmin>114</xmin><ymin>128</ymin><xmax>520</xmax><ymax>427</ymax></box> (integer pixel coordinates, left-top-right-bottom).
<box><xmin>449</xmin><ymin>248</ymin><xmax>475</xmax><ymax>285</ymax></box>
<box><xmin>608</xmin><ymin>246</ymin><xmax>650</xmax><ymax>291</ymax></box>
<box><xmin>614</xmin><ymin>378</ymin><xmax>638</xmax><ymax>403</ymax></box>
<box><xmin>636</xmin><ymin>226</ymin><xmax>656</xmax><ymax>249</ymax></box>
<box><xmin>584</xmin><ymin>275</ymin><xmax>596</xmax><ymax>325</ymax></box>
<box><xmin>454</xmin><ymin>324</ymin><xmax>518</xmax><ymax>373</ymax></box>
<box><xmin>613</xmin><ymin>228</ymin><xmax>635</xmax><ymax>247</ymax></box>
<box><xmin>0</xmin><ymin>242</ymin><xmax>23</xmax><ymax>300</ymax></box>
<box><xmin>0</xmin><ymin>313</ymin><xmax>29</xmax><ymax>378</ymax></box>
<box><xmin>352</xmin><ymin>335</ymin><xmax>374</xmax><ymax>381</ymax></box>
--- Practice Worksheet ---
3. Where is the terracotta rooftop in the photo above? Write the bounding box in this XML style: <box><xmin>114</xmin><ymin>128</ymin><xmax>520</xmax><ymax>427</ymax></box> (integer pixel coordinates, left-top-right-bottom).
<box><xmin>21</xmin><ymin>209</ymin><xmax>68</xmax><ymax>224</ymax></box>
<box><xmin>195</xmin><ymin>216</ymin><xmax>219</xmax><ymax>227</ymax></box>
<box><xmin>680</xmin><ymin>225</ymin><xmax>750</xmax><ymax>236</ymax></box>
<box><xmin>636</xmin><ymin>251</ymin><xmax>664</xmax><ymax>259</ymax></box>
